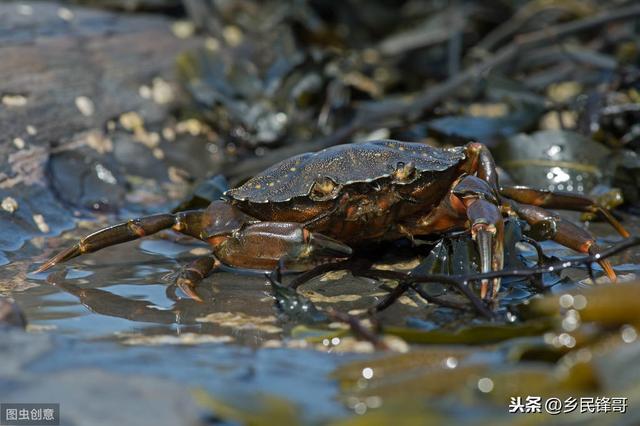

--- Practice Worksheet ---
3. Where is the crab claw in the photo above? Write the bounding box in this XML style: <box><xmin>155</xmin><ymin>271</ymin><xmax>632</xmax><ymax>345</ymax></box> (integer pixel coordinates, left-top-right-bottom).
<box><xmin>452</xmin><ymin>174</ymin><xmax>505</xmax><ymax>300</ymax></box>
<box><xmin>475</xmin><ymin>227</ymin><xmax>493</xmax><ymax>295</ymax></box>
<box><xmin>306</xmin><ymin>231</ymin><xmax>353</xmax><ymax>258</ymax></box>
<box><xmin>212</xmin><ymin>222</ymin><xmax>352</xmax><ymax>271</ymax></box>
<box><xmin>474</xmin><ymin>225</ymin><xmax>504</xmax><ymax>299</ymax></box>
<box><xmin>467</xmin><ymin>201</ymin><xmax>504</xmax><ymax>300</ymax></box>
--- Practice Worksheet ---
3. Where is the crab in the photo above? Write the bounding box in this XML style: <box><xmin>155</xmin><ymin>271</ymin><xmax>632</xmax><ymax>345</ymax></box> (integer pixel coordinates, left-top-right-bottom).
<box><xmin>36</xmin><ymin>140</ymin><xmax>629</xmax><ymax>301</ymax></box>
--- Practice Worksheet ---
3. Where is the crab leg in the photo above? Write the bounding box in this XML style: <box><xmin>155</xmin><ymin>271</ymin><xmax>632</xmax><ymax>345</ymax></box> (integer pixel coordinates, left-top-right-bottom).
<box><xmin>36</xmin><ymin>203</ymin><xmax>352</xmax><ymax>301</ymax></box>
<box><xmin>173</xmin><ymin>256</ymin><xmax>219</xmax><ymax>302</ymax></box>
<box><xmin>509</xmin><ymin>201</ymin><xmax>616</xmax><ymax>280</ymax></box>
<box><xmin>500</xmin><ymin>185</ymin><xmax>629</xmax><ymax>238</ymax></box>
<box><xmin>35</xmin><ymin>211</ymin><xmax>206</xmax><ymax>273</ymax></box>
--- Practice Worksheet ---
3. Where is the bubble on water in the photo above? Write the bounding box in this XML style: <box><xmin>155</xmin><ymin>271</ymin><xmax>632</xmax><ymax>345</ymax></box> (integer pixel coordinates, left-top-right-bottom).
<box><xmin>559</xmin><ymin>294</ymin><xmax>573</xmax><ymax>308</ymax></box>
<box><xmin>621</xmin><ymin>325</ymin><xmax>637</xmax><ymax>343</ymax></box>
<box><xmin>562</xmin><ymin>310</ymin><xmax>581</xmax><ymax>331</ymax></box>
<box><xmin>546</xmin><ymin>145</ymin><xmax>562</xmax><ymax>157</ymax></box>
<box><xmin>477</xmin><ymin>377</ymin><xmax>494</xmax><ymax>393</ymax></box>
<box><xmin>558</xmin><ymin>333</ymin><xmax>576</xmax><ymax>348</ymax></box>
<box><xmin>362</xmin><ymin>367</ymin><xmax>374</xmax><ymax>379</ymax></box>
<box><xmin>444</xmin><ymin>357</ymin><xmax>458</xmax><ymax>369</ymax></box>
<box><xmin>572</xmin><ymin>295</ymin><xmax>587</xmax><ymax>310</ymax></box>
<box><xmin>354</xmin><ymin>402</ymin><xmax>367</xmax><ymax>415</ymax></box>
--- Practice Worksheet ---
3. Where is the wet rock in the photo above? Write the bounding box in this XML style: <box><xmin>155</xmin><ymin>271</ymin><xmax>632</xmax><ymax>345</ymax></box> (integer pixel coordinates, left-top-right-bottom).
<box><xmin>48</xmin><ymin>149</ymin><xmax>127</xmax><ymax>212</ymax></box>
<box><xmin>0</xmin><ymin>185</ymin><xmax>75</xmax><ymax>253</ymax></box>
<box><xmin>495</xmin><ymin>130</ymin><xmax>611</xmax><ymax>193</ymax></box>
<box><xmin>0</xmin><ymin>1</ymin><xmax>202</xmax><ymax>254</ymax></box>
<box><xmin>0</xmin><ymin>2</ymin><xmax>196</xmax><ymax>149</ymax></box>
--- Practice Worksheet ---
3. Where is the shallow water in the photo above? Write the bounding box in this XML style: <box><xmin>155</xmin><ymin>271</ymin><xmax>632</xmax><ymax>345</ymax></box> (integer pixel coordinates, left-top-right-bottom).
<box><xmin>2</xmin><ymin>216</ymin><xmax>640</xmax><ymax>425</ymax></box>
<box><xmin>3</xmin><ymin>229</ymin><xmax>360</xmax><ymax>424</ymax></box>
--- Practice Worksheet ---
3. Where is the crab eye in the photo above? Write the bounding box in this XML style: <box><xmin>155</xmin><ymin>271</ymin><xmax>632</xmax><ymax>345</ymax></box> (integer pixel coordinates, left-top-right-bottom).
<box><xmin>392</xmin><ymin>161</ymin><xmax>417</xmax><ymax>183</ymax></box>
<box><xmin>311</xmin><ymin>176</ymin><xmax>339</xmax><ymax>200</ymax></box>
